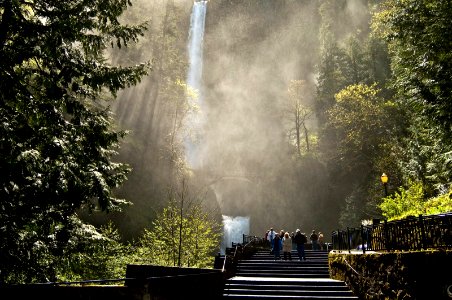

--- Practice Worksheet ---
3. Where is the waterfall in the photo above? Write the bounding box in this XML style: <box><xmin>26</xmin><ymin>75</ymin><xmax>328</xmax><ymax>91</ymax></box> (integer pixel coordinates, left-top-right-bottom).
<box><xmin>220</xmin><ymin>215</ymin><xmax>250</xmax><ymax>254</ymax></box>
<box><xmin>185</xmin><ymin>1</ymin><xmax>207</xmax><ymax>169</ymax></box>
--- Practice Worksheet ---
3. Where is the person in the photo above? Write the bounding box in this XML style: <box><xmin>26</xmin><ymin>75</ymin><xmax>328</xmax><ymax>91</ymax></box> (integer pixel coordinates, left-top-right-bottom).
<box><xmin>268</xmin><ymin>227</ymin><xmax>276</xmax><ymax>251</ymax></box>
<box><xmin>273</xmin><ymin>233</ymin><xmax>282</xmax><ymax>260</ymax></box>
<box><xmin>318</xmin><ymin>231</ymin><xmax>324</xmax><ymax>250</ymax></box>
<box><xmin>310</xmin><ymin>230</ymin><xmax>319</xmax><ymax>250</ymax></box>
<box><xmin>282</xmin><ymin>232</ymin><xmax>292</xmax><ymax>260</ymax></box>
<box><xmin>293</xmin><ymin>229</ymin><xmax>307</xmax><ymax>261</ymax></box>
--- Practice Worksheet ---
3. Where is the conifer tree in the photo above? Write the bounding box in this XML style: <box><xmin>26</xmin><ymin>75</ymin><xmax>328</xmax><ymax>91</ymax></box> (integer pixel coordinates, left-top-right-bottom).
<box><xmin>0</xmin><ymin>0</ymin><xmax>148</xmax><ymax>283</ymax></box>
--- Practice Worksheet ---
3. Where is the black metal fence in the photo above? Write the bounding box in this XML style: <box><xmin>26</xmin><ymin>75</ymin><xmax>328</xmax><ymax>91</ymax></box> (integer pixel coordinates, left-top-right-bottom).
<box><xmin>332</xmin><ymin>212</ymin><xmax>452</xmax><ymax>252</ymax></box>
<box><xmin>242</xmin><ymin>234</ymin><xmax>266</xmax><ymax>245</ymax></box>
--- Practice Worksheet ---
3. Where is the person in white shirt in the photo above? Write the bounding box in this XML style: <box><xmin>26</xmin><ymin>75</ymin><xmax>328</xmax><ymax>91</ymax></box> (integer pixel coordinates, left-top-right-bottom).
<box><xmin>268</xmin><ymin>227</ymin><xmax>276</xmax><ymax>250</ymax></box>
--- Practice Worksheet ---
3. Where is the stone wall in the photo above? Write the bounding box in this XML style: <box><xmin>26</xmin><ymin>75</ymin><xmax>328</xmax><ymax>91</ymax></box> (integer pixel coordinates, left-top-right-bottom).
<box><xmin>0</xmin><ymin>285</ymin><xmax>140</xmax><ymax>300</ymax></box>
<box><xmin>329</xmin><ymin>250</ymin><xmax>452</xmax><ymax>299</ymax></box>
<box><xmin>125</xmin><ymin>264</ymin><xmax>225</xmax><ymax>299</ymax></box>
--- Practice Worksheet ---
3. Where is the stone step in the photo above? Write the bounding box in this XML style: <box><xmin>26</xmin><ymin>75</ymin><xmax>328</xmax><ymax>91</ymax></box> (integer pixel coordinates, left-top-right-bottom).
<box><xmin>235</xmin><ymin>272</ymin><xmax>330</xmax><ymax>278</ymax></box>
<box><xmin>235</xmin><ymin>268</ymin><xmax>330</xmax><ymax>273</ymax></box>
<box><xmin>223</xmin><ymin>279</ymin><xmax>358</xmax><ymax>299</ymax></box>
<box><xmin>222</xmin><ymin>294</ymin><xmax>359</xmax><ymax>299</ymax></box>
<box><xmin>249</xmin><ymin>256</ymin><xmax>328</xmax><ymax>259</ymax></box>
<box><xmin>238</xmin><ymin>262</ymin><xmax>328</xmax><ymax>267</ymax></box>
<box><xmin>227</xmin><ymin>279</ymin><xmax>349</xmax><ymax>287</ymax></box>
<box><xmin>223</xmin><ymin>289</ymin><xmax>356</xmax><ymax>297</ymax></box>
<box><xmin>252</xmin><ymin>252</ymin><xmax>329</xmax><ymax>255</ymax></box>
<box><xmin>236</xmin><ymin>268</ymin><xmax>330</xmax><ymax>273</ymax></box>
<box><xmin>251</xmin><ymin>253</ymin><xmax>329</xmax><ymax>260</ymax></box>
<box><xmin>222</xmin><ymin>249</ymin><xmax>358</xmax><ymax>299</ymax></box>
<box><xmin>225</xmin><ymin>284</ymin><xmax>351</xmax><ymax>291</ymax></box>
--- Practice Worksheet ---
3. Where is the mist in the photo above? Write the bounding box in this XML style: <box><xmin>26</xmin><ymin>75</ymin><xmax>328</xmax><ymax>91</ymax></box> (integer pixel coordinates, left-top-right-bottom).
<box><xmin>102</xmin><ymin>0</ymin><xmax>376</xmax><ymax>241</ymax></box>
<box><xmin>199</xmin><ymin>1</ymin><xmax>326</xmax><ymax>236</ymax></box>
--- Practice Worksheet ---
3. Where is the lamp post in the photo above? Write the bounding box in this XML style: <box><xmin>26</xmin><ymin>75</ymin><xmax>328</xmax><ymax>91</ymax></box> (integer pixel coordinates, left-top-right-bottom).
<box><xmin>381</xmin><ymin>173</ymin><xmax>388</xmax><ymax>197</ymax></box>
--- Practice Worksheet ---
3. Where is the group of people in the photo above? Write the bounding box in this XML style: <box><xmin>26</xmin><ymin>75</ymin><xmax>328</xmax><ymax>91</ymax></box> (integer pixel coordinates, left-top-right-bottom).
<box><xmin>265</xmin><ymin>228</ymin><xmax>325</xmax><ymax>261</ymax></box>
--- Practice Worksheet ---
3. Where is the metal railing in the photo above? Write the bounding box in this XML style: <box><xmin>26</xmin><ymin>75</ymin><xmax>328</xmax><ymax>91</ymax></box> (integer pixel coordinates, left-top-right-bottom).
<box><xmin>242</xmin><ymin>234</ymin><xmax>267</xmax><ymax>245</ymax></box>
<box><xmin>332</xmin><ymin>212</ymin><xmax>452</xmax><ymax>252</ymax></box>
<box><xmin>218</xmin><ymin>234</ymin><xmax>268</xmax><ymax>278</ymax></box>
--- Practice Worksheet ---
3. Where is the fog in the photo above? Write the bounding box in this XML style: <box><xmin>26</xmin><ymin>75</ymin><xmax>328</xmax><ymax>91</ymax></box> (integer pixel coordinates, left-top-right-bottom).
<box><xmin>198</xmin><ymin>1</ymin><xmax>324</xmax><ymax>235</ymax></box>
<box><xmin>105</xmin><ymin>0</ymin><xmax>374</xmax><ymax>240</ymax></box>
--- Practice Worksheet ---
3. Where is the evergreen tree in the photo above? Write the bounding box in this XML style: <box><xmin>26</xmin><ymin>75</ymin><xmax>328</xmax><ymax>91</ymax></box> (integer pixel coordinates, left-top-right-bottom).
<box><xmin>373</xmin><ymin>0</ymin><xmax>452</xmax><ymax>130</ymax></box>
<box><xmin>373</xmin><ymin>0</ymin><xmax>452</xmax><ymax>194</ymax></box>
<box><xmin>314</xmin><ymin>0</ymin><xmax>395</xmax><ymax>227</ymax></box>
<box><xmin>0</xmin><ymin>0</ymin><xmax>148</xmax><ymax>283</ymax></box>
<box><xmin>56</xmin><ymin>221</ymin><xmax>133</xmax><ymax>281</ymax></box>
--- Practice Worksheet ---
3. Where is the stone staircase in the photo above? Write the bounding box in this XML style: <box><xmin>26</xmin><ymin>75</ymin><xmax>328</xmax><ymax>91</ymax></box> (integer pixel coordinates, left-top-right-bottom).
<box><xmin>223</xmin><ymin>249</ymin><xmax>358</xmax><ymax>299</ymax></box>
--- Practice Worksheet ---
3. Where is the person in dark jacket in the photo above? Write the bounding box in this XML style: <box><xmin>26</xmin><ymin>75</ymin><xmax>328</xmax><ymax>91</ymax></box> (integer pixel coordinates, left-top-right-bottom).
<box><xmin>293</xmin><ymin>229</ymin><xmax>307</xmax><ymax>261</ymax></box>
<box><xmin>273</xmin><ymin>233</ymin><xmax>282</xmax><ymax>260</ymax></box>
<box><xmin>310</xmin><ymin>230</ymin><xmax>319</xmax><ymax>250</ymax></box>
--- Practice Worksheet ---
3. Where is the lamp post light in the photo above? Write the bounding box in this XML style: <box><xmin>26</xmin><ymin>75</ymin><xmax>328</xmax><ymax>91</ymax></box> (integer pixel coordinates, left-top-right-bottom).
<box><xmin>381</xmin><ymin>173</ymin><xmax>388</xmax><ymax>197</ymax></box>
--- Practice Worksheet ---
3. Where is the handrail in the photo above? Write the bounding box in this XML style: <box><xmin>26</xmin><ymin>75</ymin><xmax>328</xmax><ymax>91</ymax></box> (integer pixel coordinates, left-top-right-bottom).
<box><xmin>27</xmin><ymin>278</ymin><xmax>131</xmax><ymax>286</ymax></box>
<box><xmin>332</xmin><ymin>212</ymin><xmax>452</xmax><ymax>252</ymax></box>
<box><xmin>221</xmin><ymin>235</ymin><xmax>267</xmax><ymax>277</ymax></box>
<box><xmin>17</xmin><ymin>271</ymin><xmax>222</xmax><ymax>287</ymax></box>
<box><xmin>343</xmin><ymin>258</ymin><xmax>361</xmax><ymax>277</ymax></box>
<box><xmin>146</xmin><ymin>271</ymin><xmax>220</xmax><ymax>280</ymax></box>
<box><xmin>221</xmin><ymin>251</ymin><xmax>228</xmax><ymax>273</ymax></box>
<box><xmin>220</xmin><ymin>243</ymin><xmax>239</xmax><ymax>277</ymax></box>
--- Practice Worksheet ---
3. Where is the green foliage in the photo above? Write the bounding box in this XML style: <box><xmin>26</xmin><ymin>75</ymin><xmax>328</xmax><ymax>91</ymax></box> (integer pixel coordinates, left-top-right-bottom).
<box><xmin>325</xmin><ymin>83</ymin><xmax>396</xmax><ymax>179</ymax></box>
<box><xmin>380</xmin><ymin>181</ymin><xmax>452</xmax><ymax>220</ymax></box>
<box><xmin>56</xmin><ymin>221</ymin><xmax>133</xmax><ymax>281</ymax></box>
<box><xmin>315</xmin><ymin>0</ymin><xmax>452</xmax><ymax>228</ymax></box>
<box><xmin>325</xmin><ymin>82</ymin><xmax>408</xmax><ymax>223</ymax></box>
<box><xmin>423</xmin><ymin>189</ymin><xmax>452</xmax><ymax>215</ymax></box>
<box><xmin>373</xmin><ymin>0</ymin><xmax>452</xmax><ymax>130</ymax></box>
<box><xmin>379</xmin><ymin>181</ymin><xmax>425</xmax><ymax>220</ymax></box>
<box><xmin>316</xmin><ymin>1</ymin><xmax>391</xmax><ymax>123</ymax></box>
<box><xmin>0</xmin><ymin>0</ymin><xmax>149</xmax><ymax>283</ymax></box>
<box><xmin>1</xmin><ymin>217</ymin><xmax>134</xmax><ymax>284</ymax></box>
<box><xmin>328</xmin><ymin>84</ymin><xmax>386</xmax><ymax>155</ymax></box>
<box><xmin>361</xmin><ymin>0</ymin><xmax>452</xmax><ymax>226</ymax></box>
<box><xmin>314</xmin><ymin>0</ymin><xmax>396</xmax><ymax>229</ymax></box>
<box><xmin>136</xmin><ymin>192</ymin><xmax>221</xmax><ymax>268</ymax></box>
<box><xmin>396</xmin><ymin>116</ymin><xmax>452</xmax><ymax>196</ymax></box>
<box><xmin>370</xmin><ymin>0</ymin><xmax>452</xmax><ymax>201</ymax></box>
